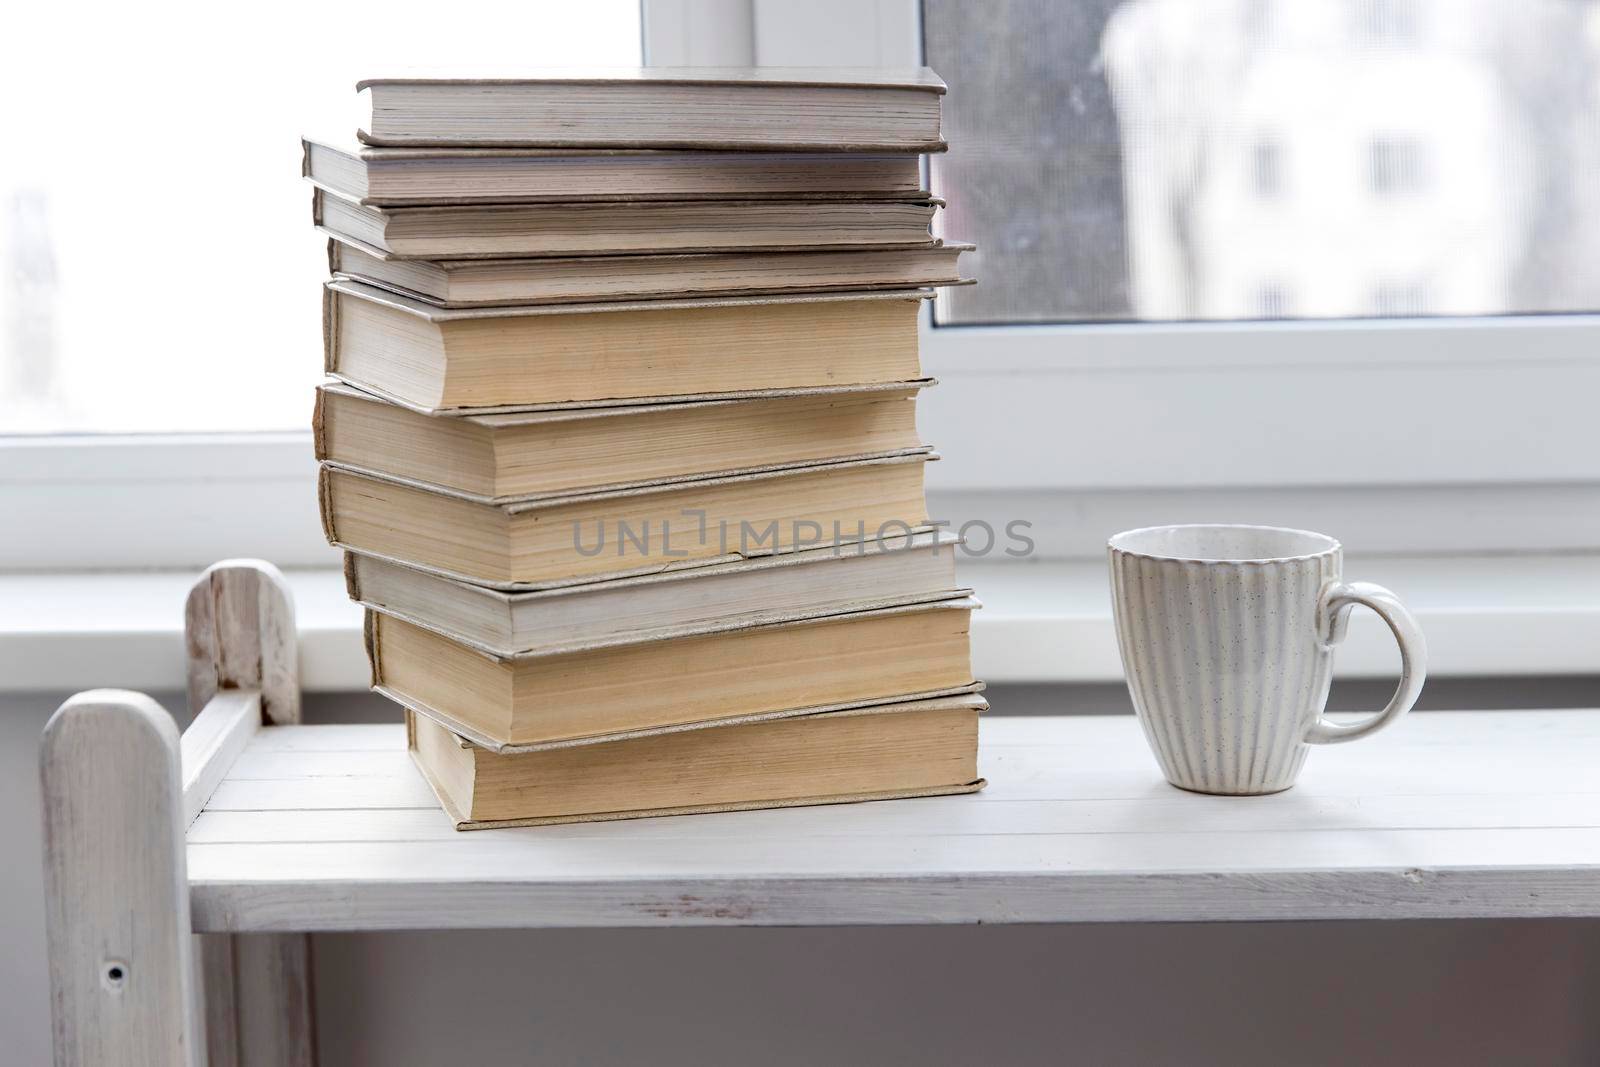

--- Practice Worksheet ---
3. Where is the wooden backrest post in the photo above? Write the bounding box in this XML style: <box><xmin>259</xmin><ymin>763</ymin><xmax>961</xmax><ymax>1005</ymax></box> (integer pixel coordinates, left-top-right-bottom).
<box><xmin>41</xmin><ymin>690</ymin><xmax>202</xmax><ymax>1067</ymax></box>
<box><xmin>183</xmin><ymin>559</ymin><xmax>317</xmax><ymax>1067</ymax></box>
<box><xmin>185</xmin><ymin>559</ymin><xmax>300</xmax><ymax>727</ymax></box>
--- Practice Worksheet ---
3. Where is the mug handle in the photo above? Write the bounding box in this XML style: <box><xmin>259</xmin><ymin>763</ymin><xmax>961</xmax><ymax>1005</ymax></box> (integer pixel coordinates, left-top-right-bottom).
<box><xmin>1304</xmin><ymin>580</ymin><xmax>1427</xmax><ymax>746</ymax></box>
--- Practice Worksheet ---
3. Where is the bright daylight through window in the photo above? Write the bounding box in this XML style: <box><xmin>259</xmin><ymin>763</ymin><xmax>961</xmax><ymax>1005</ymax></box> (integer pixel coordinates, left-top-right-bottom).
<box><xmin>1</xmin><ymin>0</ymin><xmax>641</xmax><ymax>434</ymax></box>
<box><xmin>927</xmin><ymin>0</ymin><xmax>1600</xmax><ymax>324</ymax></box>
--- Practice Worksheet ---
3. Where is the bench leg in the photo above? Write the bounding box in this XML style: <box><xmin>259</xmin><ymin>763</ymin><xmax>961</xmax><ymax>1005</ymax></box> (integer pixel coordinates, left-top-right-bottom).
<box><xmin>201</xmin><ymin>934</ymin><xmax>316</xmax><ymax>1067</ymax></box>
<box><xmin>41</xmin><ymin>690</ymin><xmax>202</xmax><ymax>1067</ymax></box>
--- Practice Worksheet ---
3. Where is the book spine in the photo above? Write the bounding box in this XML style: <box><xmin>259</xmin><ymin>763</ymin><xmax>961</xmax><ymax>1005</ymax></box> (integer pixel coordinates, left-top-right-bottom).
<box><xmin>342</xmin><ymin>550</ymin><xmax>361</xmax><ymax>603</ymax></box>
<box><xmin>316</xmin><ymin>465</ymin><xmax>338</xmax><ymax>545</ymax></box>
<box><xmin>326</xmin><ymin>237</ymin><xmax>340</xmax><ymax>276</ymax></box>
<box><xmin>300</xmin><ymin>139</ymin><xmax>312</xmax><ymax>180</ymax></box>
<box><xmin>362</xmin><ymin>609</ymin><xmax>381</xmax><ymax>689</ymax></box>
<box><xmin>310</xmin><ymin>387</ymin><xmax>328</xmax><ymax>460</ymax></box>
<box><xmin>321</xmin><ymin>287</ymin><xmax>338</xmax><ymax>375</ymax></box>
<box><xmin>310</xmin><ymin>186</ymin><xmax>324</xmax><ymax>227</ymax></box>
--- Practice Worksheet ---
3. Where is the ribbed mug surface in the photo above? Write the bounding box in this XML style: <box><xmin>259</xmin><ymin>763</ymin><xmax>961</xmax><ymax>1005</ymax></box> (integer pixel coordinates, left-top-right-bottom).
<box><xmin>1109</xmin><ymin>525</ymin><xmax>1341</xmax><ymax>795</ymax></box>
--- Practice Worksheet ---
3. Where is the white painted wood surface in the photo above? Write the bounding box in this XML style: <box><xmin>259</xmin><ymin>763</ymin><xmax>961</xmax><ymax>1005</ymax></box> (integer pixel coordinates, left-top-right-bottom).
<box><xmin>230</xmin><ymin>936</ymin><xmax>316</xmax><ymax>1067</ymax></box>
<box><xmin>185</xmin><ymin>710</ymin><xmax>1600</xmax><ymax>930</ymax></box>
<box><xmin>41</xmin><ymin>690</ymin><xmax>202</xmax><ymax>1066</ymax></box>
<box><xmin>182</xmin><ymin>560</ymin><xmax>315</xmax><ymax>1067</ymax></box>
<box><xmin>181</xmin><ymin>690</ymin><xmax>262</xmax><ymax>826</ymax></box>
<box><xmin>185</xmin><ymin>560</ymin><xmax>300</xmax><ymax>726</ymax></box>
<box><xmin>197</xmin><ymin>935</ymin><xmax>238</xmax><ymax>1067</ymax></box>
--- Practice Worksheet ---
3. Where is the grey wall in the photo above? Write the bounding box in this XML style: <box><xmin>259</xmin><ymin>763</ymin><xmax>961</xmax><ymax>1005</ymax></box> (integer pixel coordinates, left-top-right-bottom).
<box><xmin>5</xmin><ymin>686</ymin><xmax>1599</xmax><ymax>1066</ymax></box>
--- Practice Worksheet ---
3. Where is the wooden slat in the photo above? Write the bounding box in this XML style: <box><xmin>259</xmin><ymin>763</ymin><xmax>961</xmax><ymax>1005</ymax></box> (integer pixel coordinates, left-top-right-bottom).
<box><xmin>188</xmin><ymin>859</ymin><xmax>1600</xmax><ymax>933</ymax></box>
<box><xmin>187</xmin><ymin>790</ymin><xmax>1600</xmax><ymax>844</ymax></box>
<box><xmin>180</xmin><ymin>689</ymin><xmax>261</xmax><ymax>825</ymax></box>
<box><xmin>237</xmin><ymin>724</ymin><xmax>400</xmax><ymax>752</ymax></box>
<box><xmin>203</xmin><ymin>731</ymin><xmax>1598</xmax><ymax>812</ymax></box>
<box><xmin>188</xmin><ymin>828</ymin><xmax>1600</xmax><ymax>881</ymax></box>
<box><xmin>190</xmin><ymin>866</ymin><xmax>1600</xmax><ymax>930</ymax></box>
<box><xmin>225</xmin><ymin>747</ymin><xmax>412</xmax><ymax>780</ymax></box>
<box><xmin>207</xmin><ymin>775</ymin><xmax>439</xmax><ymax>811</ymax></box>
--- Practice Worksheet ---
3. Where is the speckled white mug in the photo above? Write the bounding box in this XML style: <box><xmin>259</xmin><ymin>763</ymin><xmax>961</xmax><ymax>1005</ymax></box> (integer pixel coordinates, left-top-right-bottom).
<box><xmin>1108</xmin><ymin>525</ymin><xmax>1426</xmax><ymax>795</ymax></box>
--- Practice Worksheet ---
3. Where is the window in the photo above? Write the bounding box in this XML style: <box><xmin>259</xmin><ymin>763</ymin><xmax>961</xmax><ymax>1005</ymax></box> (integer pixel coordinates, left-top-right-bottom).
<box><xmin>735</xmin><ymin>0</ymin><xmax>1600</xmax><ymax>563</ymax></box>
<box><xmin>1251</xmin><ymin>140</ymin><xmax>1284</xmax><ymax>199</ymax></box>
<box><xmin>1373</xmin><ymin>279</ymin><xmax>1431</xmax><ymax>315</ymax></box>
<box><xmin>1359</xmin><ymin>0</ymin><xmax>1424</xmax><ymax>44</ymax></box>
<box><xmin>0</xmin><ymin>0</ymin><xmax>641</xmax><ymax>434</ymax></box>
<box><xmin>924</xmin><ymin>0</ymin><xmax>1600</xmax><ymax>324</ymax></box>
<box><xmin>1369</xmin><ymin>138</ymin><xmax>1428</xmax><ymax>196</ymax></box>
<box><xmin>1256</xmin><ymin>283</ymin><xmax>1293</xmax><ymax>318</ymax></box>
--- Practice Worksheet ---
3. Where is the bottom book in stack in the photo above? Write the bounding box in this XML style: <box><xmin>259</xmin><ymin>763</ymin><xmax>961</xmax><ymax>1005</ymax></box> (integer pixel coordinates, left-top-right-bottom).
<box><xmin>408</xmin><ymin>693</ymin><xmax>986</xmax><ymax>829</ymax></box>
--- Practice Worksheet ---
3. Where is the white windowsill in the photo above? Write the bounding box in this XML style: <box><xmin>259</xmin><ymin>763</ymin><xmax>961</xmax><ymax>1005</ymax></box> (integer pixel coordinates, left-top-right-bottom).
<box><xmin>2</xmin><ymin>553</ymin><xmax>1596</xmax><ymax>694</ymax></box>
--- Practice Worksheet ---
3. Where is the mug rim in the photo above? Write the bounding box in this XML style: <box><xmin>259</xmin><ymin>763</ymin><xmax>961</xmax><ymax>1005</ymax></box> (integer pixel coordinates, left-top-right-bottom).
<box><xmin>1107</xmin><ymin>523</ymin><xmax>1342</xmax><ymax>564</ymax></box>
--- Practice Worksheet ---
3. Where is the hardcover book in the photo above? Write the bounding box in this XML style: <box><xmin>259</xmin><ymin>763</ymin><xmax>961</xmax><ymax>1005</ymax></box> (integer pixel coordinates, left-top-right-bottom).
<box><xmin>314</xmin><ymin>187</ymin><xmax>938</xmax><ymax>259</ymax></box>
<box><xmin>314</xmin><ymin>379</ymin><xmax>928</xmax><ymax>501</ymax></box>
<box><xmin>356</xmin><ymin>67</ymin><xmax>946</xmax><ymax>151</ymax></box>
<box><xmin>345</xmin><ymin>528</ymin><xmax>966</xmax><ymax>656</ymax></box>
<box><xmin>327</xmin><ymin>237</ymin><xmax>971</xmax><ymax>307</ymax></box>
<box><xmin>304</xmin><ymin>139</ymin><xmax>927</xmax><ymax>205</ymax></box>
<box><xmin>408</xmin><ymin>695</ymin><xmax>985</xmax><ymax>829</ymax></box>
<box><xmin>318</xmin><ymin>453</ymin><xmax>933</xmax><ymax>587</ymax></box>
<box><xmin>370</xmin><ymin>597</ymin><xmax>979</xmax><ymax>749</ymax></box>
<box><xmin>323</xmin><ymin>280</ymin><xmax>927</xmax><ymax>412</ymax></box>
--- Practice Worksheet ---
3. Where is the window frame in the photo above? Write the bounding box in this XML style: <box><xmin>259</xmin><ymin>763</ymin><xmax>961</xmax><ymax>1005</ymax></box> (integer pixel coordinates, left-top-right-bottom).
<box><xmin>2</xmin><ymin>0</ymin><xmax>1597</xmax><ymax>572</ymax></box>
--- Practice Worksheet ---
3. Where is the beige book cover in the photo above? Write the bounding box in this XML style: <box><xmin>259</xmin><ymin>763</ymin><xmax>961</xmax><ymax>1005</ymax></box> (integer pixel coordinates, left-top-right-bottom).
<box><xmin>318</xmin><ymin>452</ymin><xmax>934</xmax><ymax>589</ymax></box>
<box><xmin>406</xmin><ymin>691</ymin><xmax>986</xmax><ymax>830</ymax></box>
<box><xmin>313</xmin><ymin>378</ymin><xmax>930</xmax><ymax>503</ymax></box>
<box><xmin>322</xmin><ymin>279</ymin><xmax>929</xmax><ymax>412</ymax></box>
<box><xmin>367</xmin><ymin>597</ymin><xmax>980</xmax><ymax>750</ymax></box>
<box><xmin>313</xmin><ymin>186</ymin><xmax>941</xmax><ymax>259</ymax></box>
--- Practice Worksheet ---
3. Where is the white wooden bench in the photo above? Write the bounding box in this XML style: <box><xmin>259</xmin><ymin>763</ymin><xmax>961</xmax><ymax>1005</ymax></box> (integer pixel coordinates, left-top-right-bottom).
<box><xmin>40</xmin><ymin>560</ymin><xmax>1600</xmax><ymax>1065</ymax></box>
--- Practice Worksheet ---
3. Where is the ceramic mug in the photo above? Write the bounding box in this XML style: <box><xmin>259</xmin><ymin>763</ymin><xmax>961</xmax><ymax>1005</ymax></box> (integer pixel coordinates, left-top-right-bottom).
<box><xmin>1108</xmin><ymin>524</ymin><xmax>1426</xmax><ymax>795</ymax></box>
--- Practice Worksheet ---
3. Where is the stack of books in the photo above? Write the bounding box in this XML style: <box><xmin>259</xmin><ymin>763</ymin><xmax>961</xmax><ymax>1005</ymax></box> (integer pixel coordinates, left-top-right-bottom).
<box><xmin>307</xmin><ymin>69</ymin><xmax>985</xmax><ymax>828</ymax></box>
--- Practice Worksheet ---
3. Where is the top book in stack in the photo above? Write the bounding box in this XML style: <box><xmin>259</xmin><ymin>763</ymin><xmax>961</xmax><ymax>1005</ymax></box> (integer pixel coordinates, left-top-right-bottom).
<box><xmin>352</xmin><ymin>67</ymin><xmax>947</xmax><ymax>150</ymax></box>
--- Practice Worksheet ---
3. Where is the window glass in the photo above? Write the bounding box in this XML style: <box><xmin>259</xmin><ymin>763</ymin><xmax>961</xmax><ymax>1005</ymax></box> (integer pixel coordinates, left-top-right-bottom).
<box><xmin>925</xmin><ymin>0</ymin><xmax>1600</xmax><ymax>324</ymax></box>
<box><xmin>1</xmin><ymin>0</ymin><xmax>641</xmax><ymax>433</ymax></box>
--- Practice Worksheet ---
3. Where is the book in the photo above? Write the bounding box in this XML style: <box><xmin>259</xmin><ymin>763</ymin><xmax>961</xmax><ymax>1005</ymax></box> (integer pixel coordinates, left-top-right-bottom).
<box><xmin>327</xmin><ymin>237</ymin><xmax>973</xmax><ymax>307</ymax></box>
<box><xmin>304</xmin><ymin>139</ymin><xmax>927</xmax><ymax>206</ymax></box>
<box><xmin>357</xmin><ymin>68</ymin><xmax>946</xmax><ymax>151</ymax></box>
<box><xmin>407</xmin><ymin>696</ymin><xmax>986</xmax><ymax>829</ymax></box>
<box><xmin>314</xmin><ymin>379</ymin><xmax>927</xmax><ymax>501</ymax></box>
<box><xmin>318</xmin><ymin>453</ymin><xmax>933</xmax><ymax>587</ymax></box>
<box><xmin>313</xmin><ymin>187</ymin><xmax>938</xmax><ymax>258</ymax></box>
<box><xmin>371</xmin><ymin>597</ymin><xmax>979</xmax><ymax>748</ymax></box>
<box><xmin>323</xmin><ymin>281</ymin><xmax>926</xmax><ymax>413</ymax></box>
<box><xmin>344</xmin><ymin>528</ymin><xmax>965</xmax><ymax>656</ymax></box>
